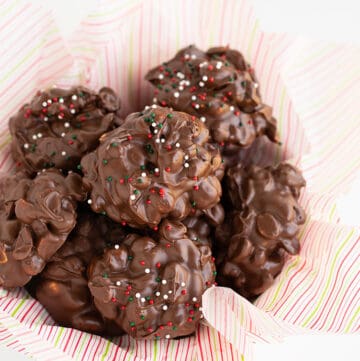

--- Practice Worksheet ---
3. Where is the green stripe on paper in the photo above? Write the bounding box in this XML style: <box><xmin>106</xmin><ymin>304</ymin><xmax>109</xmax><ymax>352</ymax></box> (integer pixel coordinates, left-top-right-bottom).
<box><xmin>153</xmin><ymin>339</ymin><xmax>158</xmax><ymax>361</ymax></box>
<box><xmin>301</xmin><ymin>229</ymin><xmax>354</xmax><ymax>327</ymax></box>
<box><xmin>100</xmin><ymin>339</ymin><xmax>112</xmax><ymax>360</ymax></box>
<box><xmin>10</xmin><ymin>296</ymin><xmax>28</xmax><ymax>317</ymax></box>
<box><xmin>344</xmin><ymin>306</ymin><xmax>360</xmax><ymax>333</ymax></box>
<box><xmin>54</xmin><ymin>327</ymin><xmax>64</xmax><ymax>347</ymax></box>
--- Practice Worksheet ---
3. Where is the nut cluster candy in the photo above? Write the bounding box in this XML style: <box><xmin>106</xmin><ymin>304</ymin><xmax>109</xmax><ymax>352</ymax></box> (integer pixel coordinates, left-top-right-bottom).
<box><xmin>34</xmin><ymin>211</ymin><xmax>126</xmax><ymax>334</ymax></box>
<box><xmin>88</xmin><ymin>220</ymin><xmax>216</xmax><ymax>339</ymax></box>
<box><xmin>146</xmin><ymin>45</ymin><xmax>278</xmax><ymax>148</ymax></box>
<box><xmin>9</xmin><ymin>86</ymin><xmax>121</xmax><ymax>173</ymax></box>
<box><xmin>215</xmin><ymin>163</ymin><xmax>306</xmax><ymax>298</ymax></box>
<box><xmin>0</xmin><ymin>169</ymin><xmax>85</xmax><ymax>288</ymax></box>
<box><xmin>81</xmin><ymin>106</ymin><xmax>223</xmax><ymax>228</ymax></box>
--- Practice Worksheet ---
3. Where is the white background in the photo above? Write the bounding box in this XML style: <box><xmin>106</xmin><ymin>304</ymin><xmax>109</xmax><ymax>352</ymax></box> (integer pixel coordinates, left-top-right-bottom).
<box><xmin>1</xmin><ymin>0</ymin><xmax>359</xmax><ymax>360</ymax></box>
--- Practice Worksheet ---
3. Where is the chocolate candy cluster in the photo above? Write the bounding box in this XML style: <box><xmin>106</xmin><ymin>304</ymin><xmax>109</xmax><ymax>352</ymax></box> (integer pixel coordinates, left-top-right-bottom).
<box><xmin>0</xmin><ymin>45</ymin><xmax>306</xmax><ymax>340</ymax></box>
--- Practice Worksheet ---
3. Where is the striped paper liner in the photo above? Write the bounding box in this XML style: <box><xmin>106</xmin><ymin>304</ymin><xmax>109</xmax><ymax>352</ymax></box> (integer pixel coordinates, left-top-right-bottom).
<box><xmin>0</xmin><ymin>0</ymin><xmax>359</xmax><ymax>360</ymax></box>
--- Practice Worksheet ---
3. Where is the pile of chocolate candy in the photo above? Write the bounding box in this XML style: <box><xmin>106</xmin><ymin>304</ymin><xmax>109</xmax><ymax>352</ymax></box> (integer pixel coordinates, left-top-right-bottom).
<box><xmin>0</xmin><ymin>46</ymin><xmax>306</xmax><ymax>339</ymax></box>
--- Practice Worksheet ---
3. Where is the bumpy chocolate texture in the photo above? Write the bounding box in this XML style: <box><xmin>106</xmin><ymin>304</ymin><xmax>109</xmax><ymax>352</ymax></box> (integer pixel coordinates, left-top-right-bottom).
<box><xmin>9</xmin><ymin>86</ymin><xmax>121</xmax><ymax>172</ymax></box>
<box><xmin>34</xmin><ymin>211</ymin><xmax>126</xmax><ymax>335</ymax></box>
<box><xmin>215</xmin><ymin>163</ymin><xmax>306</xmax><ymax>299</ymax></box>
<box><xmin>81</xmin><ymin>106</ymin><xmax>223</xmax><ymax>228</ymax></box>
<box><xmin>0</xmin><ymin>169</ymin><xmax>85</xmax><ymax>288</ymax></box>
<box><xmin>88</xmin><ymin>220</ymin><xmax>216</xmax><ymax>339</ymax></box>
<box><xmin>146</xmin><ymin>45</ymin><xmax>277</xmax><ymax>148</ymax></box>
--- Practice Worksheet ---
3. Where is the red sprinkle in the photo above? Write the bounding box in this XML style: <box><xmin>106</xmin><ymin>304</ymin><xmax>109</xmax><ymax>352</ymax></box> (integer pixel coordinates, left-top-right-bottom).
<box><xmin>68</xmin><ymin>140</ymin><xmax>74</xmax><ymax>145</ymax></box>
<box><xmin>121</xmin><ymin>305</ymin><xmax>126</xmax><ymax>310</ymax></box>
<box><xmin>193</xmin><ymin>185</ymin><xmax>199</xmax><ymax>191</ymax></box>
<box><xmin>153</xmin><ymin>226</ymin><xmax>159</xmax><ymax>231</ymax></box>
<box><xmin>121</xmin><ymin>221</ymin><xmax>127</xmax><ymax>226</ymax></box>
<box><xmin>111</xmin><ymin>297</ymin><xmax>117</xmax><ymax>303</ymax></box>
<box><xmin>165</xmin><ymin>167</ymin><xmax>171</xmax><ymax>172</ymax></box>
<box><xmin>185</xmin><ymin>303</ymin><xmax>190</xmax><ymax>307</ymax></box>
<box><xmin>167</xmin><ymin>321</ymin><xmax>173</xmax><ymax>327</ymax></box>
<box><xmin>156</xmin><ymin>262</ymin><xmax>161</xmax><ymax>268</ymax></box>
<box><xmin>166</xmin><ymin>243</ymin><xmax>171</xmax><ymax>248</ymax></box>
<box><xmin>207</xmin><ymin>64</ymin><xmax>214</xmax><ymax>71</ymax></box>
<box><xmin>150</xmin><ymin>188</ymin><xmax>156</xmax><ymax>194</ymax></box>
<box><xmin>159</xmin><ymin>325</ymin><xmax>164</xmax><ymax>330</ymax></box>
<box><xmin>146</xmin><ymin>199</ymin><xmax>152</xmax><ymax>205</ymax></box>
<box><xmin>192</xmin><ymin>176</ymin><xmax>198</xmax><ymax>181</ymax></box>
<box><xmin>190</xmin><ymin>86</ymin><xmax>197</xmax><ymax>93</ymax></box>
<box><xmin>52</xmin><ymin>97</ymin><xmax>58</xmax><ymax>102</ymax></box>
<box><xmin>160</xmin><ymin>101</ymin><xmax>167</xmax><ymax>106</ymax></box>
<box><xmin>234</xmin><ymin>110</ymin><xmax>240</xmax><ymax>116</ymax></box>
<box><xmin>165</xmin><ymin>225</ymin><xmax>172</xmax><ymax>231</ymax></box>
<box><xmin>166</xmin><ymin>145</ymin><xmax>172</xmax><ymax>151</ymax></box>
<box><xmin>127</xmin><ymin>285</ymin><xmax>132</xmax><ymax>290</ymax></box>
<box><xmin>147</xmin><ymin>327</ymin><xmax>153</xmax><ymax>332</ymax></box>
<box><xmin>139</xmin><ymin>260</ymin><xmax>146</xmax><ymax>266</ymax></box>
<box><xmin>149</xmin><ymin>299</ymin><xmax>154</xmax><ymax>305</ymax></box>
<box><xmin>189</xmin><ymin>310</ymin><xmax>195</xmax><ymax>315</ymax></box>
<box><xmin>187</xmin><ymin>317</ymin><xmax>193</xmax><ymax>322</ymax></box>
<box><xmin>69</xmin><ymin>103</ymin><xmax>75</xmax><ymax>109</ymax></box>
<box><xmin>41</xmin><ymin>108</ymin><xmax>47</xmax><ymax>114</ymax></box>
<box><xmin>127</xmin><ymin>135</ymin><xmax>133</xmax><ymax>141</ymax></box>
<box><xmin>181</xmin><ymin>290</ymin><xmax>187</xmax><ymax>295</ymax></box>
<box><xmin>125</xmin><ymin>290</ymin><xmax>130</xmax><ymax>296</ymax></box>
<box><xmin>131</xmin><ymin>327</ymin><xmax>136</xmax><ymax>331</ymax></box>
<box><xmin>147</xmin><ymin>133</ymin><xmax>153</xmax><ymax>139</ymax></box>
<box><xmin>209</xmin><ymin>76</ymin><xmax>214</xmax><ymax>83</ymax></box>
<box><xmin>119</xmin><ymin>178</ymin><xmax>125</xmax><ymax>184</ymax></box>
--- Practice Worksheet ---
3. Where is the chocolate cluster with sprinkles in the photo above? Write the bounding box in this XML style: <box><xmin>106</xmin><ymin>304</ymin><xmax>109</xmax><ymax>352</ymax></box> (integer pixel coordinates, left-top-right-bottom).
<box><xmin>81</xmin><ymin>106</ymin><xmax>223</xmax><ymax>228</ymax></box>
<box><xmin>33</xmin><ymin>210</ymin><xmax>127</xmax><ymax>335</ymax></box>
<box><xmin>146</xmin><ymin>45</ymin><xmax>278</xmax><ymax>150</ymax></box>
<box><xmin>215</xmin><ymin>163</ymin><xmax>306</xmax><ymax>299</ymax></box>
<box><xmin>87</xmin><ymin>220</ymin><xmax>216</xmax><ymax>339</ymax></box>
<box><xmin>9</xmin><ymin>86</ymin><xmax>121</xmax><ymax>173</ymax></box>
<box><xmin>0</xmin><ymin>169</ymin><xmax>86</xmax><ymax>288</ymax></box>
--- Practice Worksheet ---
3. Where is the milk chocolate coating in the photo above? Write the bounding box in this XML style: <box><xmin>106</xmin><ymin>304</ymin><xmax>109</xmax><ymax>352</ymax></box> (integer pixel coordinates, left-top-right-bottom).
<box><xmin>9</xmin><ymin>86</ymin><xmax>121</xmax><ymax>173</ymax></box>
<box><xmin>34</xmin><ymin>211</ymin><xmax>126</xmax><ymax>335</ymax></box>
<box><xmin>146</xmin><ymin>45</ymin><xmax>278</xmax><ymax>148</ymax></box>
<box><xmin>88</xmin><ymin>220</ymin><xmax>216</xmax><ymax>339</ymax></box>
<box><xmin>81</xmin><ymin>106</ymin><xmax>223</xmax><ymax>228</ymax></box>
<box><xmin>215</xmin><ymin>163</ymin><xmax>306</xmax><ymax>298</ymax></box>
<box><xmin>0</xmin><ymin>169</ymin><xmax>86</xmax><ymax>288</ymax></box>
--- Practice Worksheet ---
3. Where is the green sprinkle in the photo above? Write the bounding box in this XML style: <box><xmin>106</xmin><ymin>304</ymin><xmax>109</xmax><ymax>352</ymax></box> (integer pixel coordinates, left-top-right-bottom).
<box><xmin>103</xmin><ymin>159</ymin><xmax>108</xmax><ymax>165</ymax></box>
<box><xmin>213</xmin><ymin>271</ymin><xmax>217</xmax><ymax>276</ymax></box>
<box><xmin>172</xmin><ymin>326</ymin><xmax>177</xmax><ymax>330</ymax></box>
<box><xmin>65</xmin><ymin>156</ymin><xmax>71</xmax><ymax>161</ymax></box>
<box><xmin>128</xmin><ymin>296</ymin><xmax>134</xmax><ymax>302</ymax></box>
<box><xmin>103</xmin><ymin>273</ymin><xmax>108</xmax><ymax>278</ymax></box>
<box><xmin>101</xmin><ymin>211</ymin><xmax>107</xmax><ymax>216</ymax></box>
<box><xmin>79</xmin><ymin>91</ymin><xmax>85</xmax><ymax>97</ymax></box>
<box><xmin>107</xmin><ymin>176</ymin><xmax>113</xmax><ymax>182</ymax></box>
<box><xmin>157</xmin><ymin>85</ymin><xmax>163</xmax><ymax>90</ymax></box>
<box><xmin>241</xmin><ymin>81</ymin><xmax>246</xmax><ymax>87</ymax></box>
<box><xmin>50</xmin><ymin>151</ymin><xmax>56</xmax><ymax>156</ymax></box>
<box><xmin>171</xmin><ymin>83</ymin><xmax>177</xmax><ymax>89</ymax></box>
<box><xmin>134</xmin><ymin>190</ymin><xmax>140</xmax><ymax>195</ymax></box>
<box><xmin>86</xmin><ymin>112</ymin><xmax>91</xmax><ymax>118</ymax></box>
<box><xmin>111</xmin><ymin>142</ymin><xmax>118</xmax><ymax>147</ymax></box>
<box><xmin>158</xmin><ymin>123</ymin><xmax>163</xmax><ymax>129</ymax></box>
<box><xmin>156</xmin><ymin>277</ymin><xmax>161</xmax><ymax>283</ymax></box>
<box><xmin>137</xmin><ymin>178</ymin><xmax>143</xmax><ymax>183</ymax></box>
<box><xmin>140</xmin><ymin>165</ymin><xmax>146</xmax><ymax>170</ymax></box>
<box><xmin>166</xmin><ymin>113</ymin><xmax>172</xmax><ymax>118</ymax></box>
<box><xmin>130</xmin><ymin>322</ymin><xmax>135</xmax><ymax>327</ymax></box>
<box><xmin>164</xmin><ymin>88</ymin><xmax>170</xmax><ymax>93</ymax></box>
<box><xmin>150</xmin><ymin>112</ymin><xmax>156</xmax><ymax>118</ymax></box>
<box><xmin>191</xmin><ymin>201</ymin><xmax>197</xmax><ymax>207</ymax></box>
<box><xmin>140</xmin><ymin>315</ymin><xmax>145</xmax><ymax>320</ymax></box>
<box><xmin>144</xmin><ymin>117</ymin><xmax>151</xmax><ymax>123</ymax></box>
<box><xmin>128</xmin><ymin>256</ymin><xmax>133</xmax><ymax>260</ymax></box>
<box><xmin>71</xmin><ymin>134</ymin><xmax>77</xmax><ymax>140</ymax></box>
<box><xmin>77</xmin><ymin>164</ymin><xmax>82</xmax><ymax>170</ymax></box>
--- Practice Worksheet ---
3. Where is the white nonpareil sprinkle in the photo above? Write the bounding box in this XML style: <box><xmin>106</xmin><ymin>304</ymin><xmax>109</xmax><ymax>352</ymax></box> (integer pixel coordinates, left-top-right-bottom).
<box><xmin>44</xmin><ymin>117</ymin><xmax>48</xmax><ymax>122</ymax></box>
<box><xmin>116</xmin><ymin>281</ymin><xmax>121</xmax><ymax>286</ymax></box>
<box><xmin>155</xmin><ymin>139</ymin><xmax>160</xmax><ymax>144</ymax></box>
<box><xmin>154</xmin><ymin>129</ymin><xmax>158</xmax><ymax>134</ymax></box>
<box><xmin>190</xmin><ymin>54</ymin><xmax>197</xmax><ymax>60</ymax></box>
<box><xmin>162</xmin><ymin>305</ymin><xmax>168</xmax><ymax>311</ymax></box>
<box><xmin>141</xmin><ymin>297</ymin><xmax>146</xmax><ymax>302</ymax></box>
<box><xmin>42</xmin><ymin>101</ymin><xmax>47</xmax><ymax>107</ymax></box>
<box><xmin>178</xmin><ymin>86</ymin><xmax>184</xmax><ymax>91</ymax></box>
<box><xmin>229</xmin><ymin>106</ymin><xmax>235</xmax><ymax>111</ymax></box>
<box><xmin>158</xmin><ymin>74</ymin><xmax>164</xmax><ymax>80</ymax></box>
<box><xmin>64</xmin><ymin>122</ymin><xmax>70</xmax><ymax>128</ymax></box>
<box><xmin>130</xmin><ymin>195</ymin><xmax>136</xmax><ymax>201</ymax></box>
<box><xmin>184</xmin><ymin>155</ymin><xmax>189</xmax><ymax>160</ymax></box>
<box><xmin>194</xmin><ymin>104</ymin><xmax>200</xmax><ymax>109</ymax></box>
<box><xmin>175</xmin><ymin>142</ymin><xmax>180</xmax><ymax>148</ymax></box>
<box><xmin>71</xmin><ymin>94</ymin><xmax>78</xmax><ymax>101</ymax></box>
<box><xmin>192</xmin><ymin>297</ymin><xmax>197</xmax><ymax>302</ymax></box>
<box><xmin>23</xmin><ymin>143</ymin><xmax>29</xmax><ymax>149</ymax></box>
<box><xmin>199</xmin><ymin>61</ymin><xmax>207</xmax><ymax>68</ymax></box>
<box><xmin>202</xmin><ymin>75</ymin><xmax>208</xmax><ymax>81</ymax></box>
<box><xmin>145</xmin><ymin>268</ymin><xmax>150</xmax><ymax>274</ymax></box>
<box><xmin>168</xmin><ymin>290</ymin><xmax>172</xmax><ymax>294</ymax></box>
<box><xmin>59</xmin><ymin>98</ymin><xmax>64</xmax><ymax>103</ymax></box>
<box><xmin>200</xmin><ymin>116</ymin><xmax>206</xmax><ymax>123</ymax></box>
<box><xmin>163</xmin><ymin>294</ymin><xmax>168</xmax><ymax>300</ymax></box>
<box><xmin>199</xmin><ymin>307</ymin><xmax>203</xmax><ymax>311</ymax></box>
<box><xmin>151</xmin><ymin>104</ymin><xmax>157</xmax><ymax>109</ymax></box>
<box><xmin>184</xmin><ymin>54</ymin><xmax>190</xmax><ymax>59</ymax></box>
<box><xmin>47</xmin><ymin>99</ymin><xmax>52</xmax><ymax>104</ymax></box>
<box><xmin>61</xmin><ymin>132</ymin><xmax>66</xmax><ymax>137</ymax></box>
<box><xmin>173</xmin><ymin>92</ymin><xmax>180</xmax><ymax>98</ymax></box>
<box><xmin>37</xmin><ymin>133</ymin><xmax>42</xmax><ymax>138</ymax></box>
<box><xmin>152</xmin><ymin>122</ymin><xmax>157</xmax><ymax>127</ymax></box>
<box><xmin>216</xmin><ymin>61</ymin><xmax>222</xmax><ymax>69</ymax></box>
<box><xmin>165</xmin><ymin>334</ymin><xmax>170</xmax><ymax>339</ymax></box>
<box><xmin>181</xmin><ymin>282</ymin><xmax>186</xmax><ymax>287</ymax></box>
<box><xmin>61</xmin><ymin>151</ymin><xmax>66</xmax><ymax>156</ymax></box>
<box><xmin>58</xmin><ymin>114</ymin><xmax>63</xmax><ymax>119</ymax></box>
<box><xmin>145</xmin><ymin>105</ymin><xmax>150</xmax><ymax>110</ymax></box>
<box><xmin>191</xmin><ymin>95</ymin><xmax>197</xmax><ymax>101</ymax></box>
<box><xmin>177</xmin><ymin>72</ymin><xmax>185</xmax><ymax>79</ymax></box>
<box><xmin>141</xmin><ymin>172</ymin><xmax>146</xmax><ymax>177</ymax></box>
<box><xmin>135</xmin><ymin>293</ymin><xmax>141</xmax><ymax>298</ymax></box>
<box><xmin>155</xmin><ymin>291</ymin><xmax>160</xmax><ymax>297</ymax></box>
<box><xmin>254</xmin><ymin>83</ymin><xmax>259</xmax><ymax>88</ymax></box>
<box><xmin>114</xmin><ymin>244</ymin><xmax>120</xmax><ymax>250</ymax></box>
<box><xmin>185</xmin><ymin>80</ymin><xmax>190</xmax><ymax>86</ymax></box>
<box><xmin>161</xmin><ymin>138</ymin><xmax>165</xmax><ymax>143</ymax></box>
<box><xmin>153</xmin><ymin>97</ymin><xmax>158</xmax><ymax>103</ymax></box>
<box><xmin>154</xmin><ymin>168</ymin><xmax>159</xmax><ymax>173</ymax></box>
<box><xmin>87</xmin><ymin>199</ymin><xmax>92</xmax><ymax>204</ymax></box>
<box><xmin>32</xmin><ymin>135</ymin><xmax>37</xmax><ymax>140</ymax></box>
<box><xmin>198</xmin><ymin>81</ymin><xmax>205</xmax><ymax>87</ymax></box>
<box><xmin>184</xmin><ymin>163</ymin><xmax>189</xmax><ymax>168</ymax></box>
<box><xmin>161</xmin><ymin>280</ymin><xmax>167</xmax><ymax>285</ymax></box>
<box><xmin>70</xmin><ymin>109</ymin><xmax>76</xmax><ymax>114</ymax></box>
